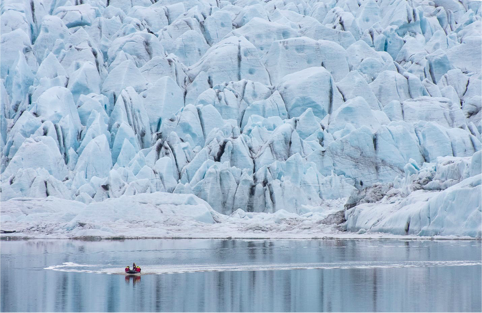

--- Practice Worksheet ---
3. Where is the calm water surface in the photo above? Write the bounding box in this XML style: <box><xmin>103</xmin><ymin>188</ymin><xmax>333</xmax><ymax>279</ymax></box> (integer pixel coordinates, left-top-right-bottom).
<box><xmin>1</xmin><ymin>239</ymin><xmax>480</xmax><ymax>312</ymax></box>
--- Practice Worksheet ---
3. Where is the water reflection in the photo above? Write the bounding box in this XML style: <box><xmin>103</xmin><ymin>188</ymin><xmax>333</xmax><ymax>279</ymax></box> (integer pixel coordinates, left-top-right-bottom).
<box><xmin>125</xmin><ymin>276</ymin><xmax>141</xmax><ymax>285</ymax></box>
<box><xmin>1</xmin><ymin>239</ymin><xmax>481</xmax><ymax>312</ymax></box>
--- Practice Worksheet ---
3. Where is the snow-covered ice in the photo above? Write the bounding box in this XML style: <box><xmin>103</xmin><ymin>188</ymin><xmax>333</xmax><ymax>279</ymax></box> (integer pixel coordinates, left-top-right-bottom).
<box><xmin>1</xmin><ymin>0</ymin><xmax>481</xmax><ymax>238</ymax></box>
<box><xmin>0</xmin><ymin>185</ymin><xmax>341</xmax><ymax>237</ymax></box>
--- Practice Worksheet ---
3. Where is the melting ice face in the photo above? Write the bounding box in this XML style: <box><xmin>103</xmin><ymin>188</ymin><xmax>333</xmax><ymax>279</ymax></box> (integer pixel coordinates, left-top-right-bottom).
<box><xmin>1</xmin><ymin>0</ymin><xmax>481</xmax><ymax>237</ymax></box>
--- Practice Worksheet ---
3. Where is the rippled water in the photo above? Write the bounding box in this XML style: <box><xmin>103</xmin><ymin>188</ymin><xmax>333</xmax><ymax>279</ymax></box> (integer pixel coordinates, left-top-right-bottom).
<box><xmin>1</xmin><ymin>239</ymin><xmax>480</xmax><ymax>311</ymax></box>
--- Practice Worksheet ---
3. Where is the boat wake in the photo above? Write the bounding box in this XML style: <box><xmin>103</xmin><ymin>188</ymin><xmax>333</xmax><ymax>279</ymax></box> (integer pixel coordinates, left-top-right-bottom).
<box><xmin>45</xmin><ymin>260</ymin><xmax>482</xmax><ymax>275</ymax></box>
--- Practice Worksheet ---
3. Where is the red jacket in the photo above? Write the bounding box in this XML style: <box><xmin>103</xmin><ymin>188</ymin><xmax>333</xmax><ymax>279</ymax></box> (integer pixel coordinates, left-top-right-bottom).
<box><xmin>136</xmin><ymin>267</ymin><xmax>141</xmax><ymax>273</ymax></box>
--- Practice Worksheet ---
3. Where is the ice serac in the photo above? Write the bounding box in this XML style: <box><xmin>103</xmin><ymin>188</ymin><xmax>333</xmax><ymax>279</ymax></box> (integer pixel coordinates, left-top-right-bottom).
<box><xmin>337</xmin><ymin>71</ymin><xmax>380</xmax><ymax>110</ymax></box>
<box><xmin>110</xmin><ymin>87</ymin><xmax>151</xmax><ymax>149</ymax></box>
<box><xmin>447</xmin><ymin>37</ymin><xmax>481</xmax><ymax>74</ymax></box>
<box><xmin>198</xmin><ymin>104</ymin><xmax>224</xmax><ymax>139</ymax></box>
<box><xmin>6</xmin><ymin>52</ymin><xmax>34</xmax><ymax>118</ymax></box>
<box><xmin>265</xmin><ymin>37</ymin><xmax>349</xmax><ymax>85</ymax></box>
<box><xmin>1</xmin><ymin>10</ymin><xmax>31</xmax><ymax>41</ymax></box>
<box><xmin>75</xmin><ymin>135</ymin><xmax>112</xmax><ymax>180</ymax></box>
<box><xmin>108</xmin><ymin>32</ymin><xmax>164</xmax><ymax>68</ymax></box>
<box><xmin>102</xmin><ymin>60</ymin><xmax>146</xmax><ymax>103</ymax></box>
<box><xmin>242</xmin><ymin>91</ymin><xmax>287</xmax><ymax>128</ymax></box>
<box><xmin>54</xmin><ymin>4</ymin><xmax>99</xmax><ymax>28</ymax></box>
<box><xmin>68</xmin><ymin>62</ymin><xmax>101</xmax><ymax>102</ymax></box>
<box><xmin>278</xmin><ymin>67</ymin><xmax>343</xmax><ymax>119</ymax></box>
<box><xmin>329</xmin><ymin>97</ymin><xmax>381</xmax><ymax>135</ymax></box>
<box><xmin>203</xmin><ymin>10</ymin><xmax>232</xmax><ymax>45</ymax></box>
<box><xmin>189</xmin><ymin>36</ymin><xmax>271</xmax><ymax>86</ymax></box>
<box><xmin>33</xmin><ymin>87</ymin><xmax>81</xmax><ymax>128</ymax></box>
<box><xmin>111</xmin><ymin>122</ymin><xmax>139</xmax><ymax>164</ymax></box>
<box><xmin>370</xmin><ymin>71</ymin><xmax>410</xmax><ymax>106</ymax></box>
<box><xmin>0</xmin><ymin>86</ymin><xmax>8</xmax><ymax>150</ymax></box>
<box><xmin>173</xmin><ymin>30</ymin><xmax>209</xmax><ymax>66</ymax></box>
<box><xmin>1</xmin><ymin>29</ymin><xmax>37</xmax><ymax>79</ymax></box>
<box><xmin>3</xmin><ymin>136</ymin><xmax>68</xmax><ymax>181</ymax></box>
<box><xmin>140</xmin><ymin>55</ymin><xmax>186</xmax><ymax>88</ymax></box>
<box><xmin>174</xmin><ymin>104</ymin><xmax>204</xmax><ymax>148</ymax></box>
<box><xmin>231</xmin><ymin>18</ymin><xmax>299</xmax><ymax>55</ymax></box>
<box><xmin>143</xmin><ymin>76</ymin><xmax>184</xmax><ymax>133</ymax></box>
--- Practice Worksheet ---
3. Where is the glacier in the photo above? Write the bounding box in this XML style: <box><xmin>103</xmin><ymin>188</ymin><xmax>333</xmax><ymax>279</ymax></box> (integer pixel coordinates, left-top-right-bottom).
<box><xmin>0</xmin><ymin>0</ymin><xmax>481</xmax><ymax>238</ymax></box>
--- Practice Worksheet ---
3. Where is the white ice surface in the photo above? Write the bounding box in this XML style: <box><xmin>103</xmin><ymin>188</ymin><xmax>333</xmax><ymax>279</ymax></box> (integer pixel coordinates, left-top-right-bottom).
<box><xmin>1</xmin><ymin>192</ymin><xmax>478</xmax><ymax>239</ymax></box>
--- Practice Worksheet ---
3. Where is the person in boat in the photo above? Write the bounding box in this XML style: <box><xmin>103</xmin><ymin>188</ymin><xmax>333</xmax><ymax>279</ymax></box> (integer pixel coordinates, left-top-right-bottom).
<box><xmin>133</xmin><ymin>263</ymin><xmax>141</xmax><ymax>273</ymax></box>
<box><xmin>125</xmin><ymin>263</ymin><xmax>141</xmax><ymax>274</ymax></box>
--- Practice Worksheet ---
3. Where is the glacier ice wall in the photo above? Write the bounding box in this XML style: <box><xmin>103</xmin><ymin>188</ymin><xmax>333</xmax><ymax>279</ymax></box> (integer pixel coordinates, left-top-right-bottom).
<box><xmin>1</xmin><ymin>0</ymin><xmax>481</xmax><ymax>217</ymax></box>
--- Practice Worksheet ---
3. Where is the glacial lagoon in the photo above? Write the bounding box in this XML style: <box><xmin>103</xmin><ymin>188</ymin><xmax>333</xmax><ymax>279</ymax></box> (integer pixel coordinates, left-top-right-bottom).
<box><xmin>1</xmin><ymin>239</ymin><xmax>480</xmax><ymax>312</ymax></box>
